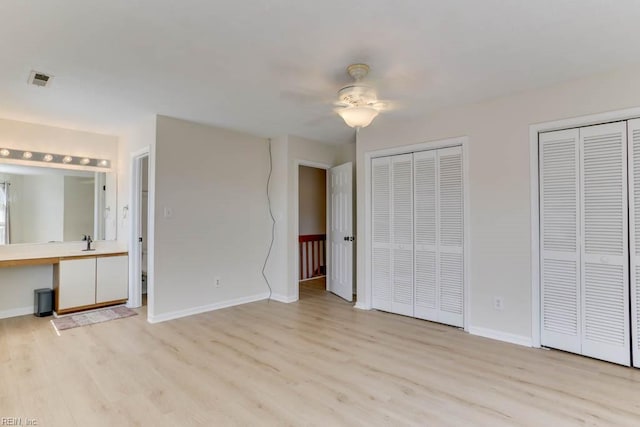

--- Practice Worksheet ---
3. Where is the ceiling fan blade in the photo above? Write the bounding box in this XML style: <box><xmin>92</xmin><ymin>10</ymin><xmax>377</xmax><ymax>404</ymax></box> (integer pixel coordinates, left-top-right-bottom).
<box><xmin>372</xmin><ymin>99</ymin><xmax>404</xmax><ymax>112</ymax></box>
<box><xmin>366</xmin><ymin>65</ymin><xmax>433</xmax><ymax>99</ymax></box>
<box><xmin>275</xmin><ymin>62</ymin><xmax>340</xmax><ymax>95</ymax></box>
<box><xmin>305</xmin><ymin>113</ymin><xmax>337</xmax><ymax>127</ymax></box>
<box><xmin>279</xmin><ymin>88</ymin><xmax>327</xmax><ymax>105</ymax></box>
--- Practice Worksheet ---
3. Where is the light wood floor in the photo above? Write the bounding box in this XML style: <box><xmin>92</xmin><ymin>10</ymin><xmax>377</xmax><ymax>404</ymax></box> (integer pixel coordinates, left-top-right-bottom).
<box><xmin>2</xmin><ymin>288</ymin><xmax>640</xmax><ymax>426</ymax></box>
<box><xmin>299</xmin><ymin>276</ymin><xmax>326</xmax><ymax>290</ymax></box>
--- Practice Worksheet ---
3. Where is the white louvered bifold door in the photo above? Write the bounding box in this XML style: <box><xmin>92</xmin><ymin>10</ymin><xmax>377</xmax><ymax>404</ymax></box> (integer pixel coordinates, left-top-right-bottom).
<box><xmin>540</xmin><ymin>128</ymin><xmax>581</xmax><ymax>354</ymax></box>
<box><xmin>391</xmin><ymin>154</ymin><xmax>414</xmax><ymax>316</ymax></box>
<box><xmin>629</xmin><ymin>118</ymin><xmax>640</xmax><ymax>368</ymax></box>
<box><xmin>372</xmin><ymin>156</ymin><xmax>392</xmax><ymax>312</ymax></box>
<box><xmin>579</xmin><ymin>122</ymin><xmax>630</xmax><ymax>366</ymax></box>
<box><xmin>413</xmin><ymin>150</ymin><xmax>438</xmax><ymax>321</ymax></box>
<box><xmin>437</xmin><ymin>147</ymin><xmax>464</xmax><ymax>327</ymax></box>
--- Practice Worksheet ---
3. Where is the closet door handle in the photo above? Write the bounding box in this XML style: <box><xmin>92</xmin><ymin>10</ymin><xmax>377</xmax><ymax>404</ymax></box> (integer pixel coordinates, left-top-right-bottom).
<box><xmin>600</xmin><ymin>256</ymin><xmax>609</xmax><ymax>264</ymax></box>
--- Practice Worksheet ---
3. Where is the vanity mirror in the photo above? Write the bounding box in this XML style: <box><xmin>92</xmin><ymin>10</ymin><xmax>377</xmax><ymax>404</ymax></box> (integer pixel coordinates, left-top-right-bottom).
<box><xmin>0</xmin><ymin>163</ymin><xmax>116</xmax><ymax>245</ymax></box>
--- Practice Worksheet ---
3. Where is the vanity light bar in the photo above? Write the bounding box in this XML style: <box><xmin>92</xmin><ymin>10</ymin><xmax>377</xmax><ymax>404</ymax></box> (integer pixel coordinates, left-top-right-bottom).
<box><xmin>0</xmin><ymin>148</ymin><xmax>111</xmax><ymax>169</ymax></box>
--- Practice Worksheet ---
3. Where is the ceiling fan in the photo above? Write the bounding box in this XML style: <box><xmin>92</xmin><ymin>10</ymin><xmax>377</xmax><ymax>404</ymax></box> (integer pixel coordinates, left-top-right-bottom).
<box><xmin>334</xmin><ymin>63</ymin><xmax>394</xmax><ymax>129</ymax></box>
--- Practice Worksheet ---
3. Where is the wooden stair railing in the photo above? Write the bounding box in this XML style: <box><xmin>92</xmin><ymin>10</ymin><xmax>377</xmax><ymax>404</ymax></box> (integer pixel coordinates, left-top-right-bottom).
<box><xmin>299</xmin><ymin>234</ymin><xmax>326</xmax><ymax>280</ymax></box>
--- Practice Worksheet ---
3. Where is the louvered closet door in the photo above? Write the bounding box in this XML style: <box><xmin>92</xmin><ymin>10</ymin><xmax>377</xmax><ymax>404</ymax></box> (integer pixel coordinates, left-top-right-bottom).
<box><xmin>372</xmin><ymin>157</ymin><xmax>392</xmax><ymax>312</ymax></box>
<box><xmin>391</xmin><ymin>154</ymin><xmax>414</xmax><ymax>316</ymax></box>
<box><xmin>414</xmin><ymin>150</ymin><xmax>438</xmax><ymax>321</ymax></box>
<box><xmin>629</xmin><ymin>119</ymin><xmax>640</xmax><ymax>368</ymax></box>
<box><xmin>437</xmin><ymin>147</ymin><xmax>464</xmax><ymax>327</ymax></box>
<box><xmin>580</xmin><ymin>122</ymin><xmax>630</xmax><ymax>366</ymax></box>
<box><xmin>540</xmin><ymin>128</ymin><xmax>581</xmax><ymax>354</ymax></box>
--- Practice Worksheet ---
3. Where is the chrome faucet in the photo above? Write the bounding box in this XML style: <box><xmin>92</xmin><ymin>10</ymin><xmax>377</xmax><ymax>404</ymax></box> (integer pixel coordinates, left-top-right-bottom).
<box><xmin>82</xmin><ymin>235</ymin><xmax>95</xmax><ymax>251</ymax></box>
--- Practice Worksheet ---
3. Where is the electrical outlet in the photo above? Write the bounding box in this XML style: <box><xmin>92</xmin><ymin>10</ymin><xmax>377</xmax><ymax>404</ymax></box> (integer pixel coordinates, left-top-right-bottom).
<box><xmin>215</xmin><ymin>277</ymin><xmax>221</xmax><ymax>288</ymax></box>
<box><xmin>493</xmin><ymin>297</ymin><xmax>504</xmax><ymax>311</ymax></box>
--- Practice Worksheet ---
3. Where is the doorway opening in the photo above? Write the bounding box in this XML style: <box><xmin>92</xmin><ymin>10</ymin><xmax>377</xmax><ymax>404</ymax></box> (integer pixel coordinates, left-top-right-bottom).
<box><xmin>140</xmin><ymin>156</ymin><xmax>149</xmax><ymax>306</ymax></box>
<box><xmin>128</xmin><ymin>146</ymin><xmax>152</xmax><ymax>318</ymax></box>
<box><xmin>298</xmin><ymin>165</ymin><xmax>328</xmax><ymax>297</ymax></box>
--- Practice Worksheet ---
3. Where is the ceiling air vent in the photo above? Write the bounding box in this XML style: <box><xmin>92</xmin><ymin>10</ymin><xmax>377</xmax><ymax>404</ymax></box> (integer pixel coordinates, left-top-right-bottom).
<box><xmin>28</xmin><ymin>70</ymin><xmax>54</xmax><ymax>87</ymax></box>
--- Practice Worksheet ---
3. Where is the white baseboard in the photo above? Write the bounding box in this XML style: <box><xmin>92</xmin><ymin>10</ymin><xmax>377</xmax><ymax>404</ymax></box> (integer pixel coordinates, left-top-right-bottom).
<box><xmin>0</xmin><ymin>306</ymin><xmax>34</xmax><ymax>320</ymax></box>
<box><xmin>469</xmin><ymin>326</ymin><xmax>533</xmax><ymax>347</ymax></box>
<box><xmin>270</xmin><ymin>293</ymin><xmax>298</xmax><ymax>303</ymax></box>
<box><xmin>354</xmin><ymin>302</ymin><xmax>371</xmax><ymax>310</ymax></box>
<box><xmin>148</xmin><ymin>292</ymin><xmax>269</xmax><ymax>323</ymax></box>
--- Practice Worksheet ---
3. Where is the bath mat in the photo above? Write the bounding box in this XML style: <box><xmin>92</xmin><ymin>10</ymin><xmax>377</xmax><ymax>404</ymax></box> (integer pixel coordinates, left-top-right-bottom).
<box><xmin>51</xmin><ymin>306</ymin><xmax>137</xmax><ymax>332</ymax></box>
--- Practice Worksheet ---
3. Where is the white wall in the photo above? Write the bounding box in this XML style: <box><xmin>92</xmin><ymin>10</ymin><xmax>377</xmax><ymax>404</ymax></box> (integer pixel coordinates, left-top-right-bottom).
<box><xmin>152</xmin><ymin>116</ymin><xmax>272</xmax><ymax>320</ymax></box>
<box><xmin>0</xmin><ymin>117</ymin><xmax>118</xmax><ymax>161</ymax></box>
<box><xmin>356</xmin><ymin>64</ymin><xmax>640</xmax><ymax>342</ymax></box>
<box><xmin>336</xmin><ymin>142</ymin><xmax>356</xmax><ymax>165</ymax></box>
<box><xmin>0</xmin><ymin>118</ymin><xmax>118</xmax><ymax>317</ymax></box>
<box><xmin>263</xmin><ymin>136</ymin><xmax>288</xmax><ymax>300</ymax></box>
<box><xmin>0</xmin><ymin>265</ymin><xmax>53</xmax><ymax>319</ymax></box>
<box><xmin>117</xmin><ymin>115</ymin><xmax>156</xmax><ymax>245</ymax></box>
<box><xmin>298</xmin><ymin>166</ymin><xmax>326</xmax><ymax>235</ymax></box>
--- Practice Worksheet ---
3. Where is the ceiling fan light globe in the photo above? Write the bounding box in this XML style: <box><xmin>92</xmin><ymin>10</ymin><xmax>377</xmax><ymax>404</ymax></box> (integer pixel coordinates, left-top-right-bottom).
<box><xmin>337</xmin><ymin>106</ymin><xmax>379</xmax><ymax>128</ymax></box>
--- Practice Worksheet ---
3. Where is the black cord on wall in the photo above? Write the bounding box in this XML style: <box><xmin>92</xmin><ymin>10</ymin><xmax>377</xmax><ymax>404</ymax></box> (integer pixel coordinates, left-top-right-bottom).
<box><xmin>261</xmin><ymin>138</ymin><xmax>275</xmax><ymax>300</ymax></box>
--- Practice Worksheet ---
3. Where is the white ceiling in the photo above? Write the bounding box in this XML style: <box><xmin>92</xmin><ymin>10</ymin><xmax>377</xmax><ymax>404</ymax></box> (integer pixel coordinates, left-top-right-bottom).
<box><xmin>1</xmin><ymin>1</ymin><xmax>640</xmax><ymax>144</ymax></box>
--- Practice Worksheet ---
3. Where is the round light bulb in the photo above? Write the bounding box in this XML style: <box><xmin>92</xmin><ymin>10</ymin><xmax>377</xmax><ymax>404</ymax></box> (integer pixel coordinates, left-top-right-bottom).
<box><xmin>62</xmin><ymin>156</ymin><xmax>73</xmax><ymax>163</ymax></box>
<box><xmin>43</xmin><ymin>154</ymin><xmax>53</xmax><ymax>162</ymax></box>
<box><xmin>80</xmin><ymin>158</ymin><xmax>90</xmax><ymax>165</ymax></box>
<box><xmin>22</xmin><ymin>151</ymin><xmax>33</xmax><ymax>159</ymax></box>
<box><xmin>98</xmin><ymin>159</ymin><xmax>109</xmax><ymax>167</ymax></box>
<box><xmin>336</xmin><ymin>106</ymin><xmax>379</xmax><ymax>128</ymax></box>
<box><xmin>0</xmin><ymin>149</ymin><xmax>10</xmax><ymax>157</ymax></box>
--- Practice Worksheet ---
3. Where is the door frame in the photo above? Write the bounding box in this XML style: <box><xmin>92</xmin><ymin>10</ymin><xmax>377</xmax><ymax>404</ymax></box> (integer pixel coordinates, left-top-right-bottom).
<box><xmin>128</xmin><ymin>146</ymin><xmax>155</xmax><ymax>321</ymax></box>
<box><xmin>293</xmin><ymin>160</ymin><xmax>332</xmax><ymax>299</ymax></box>
<box><xmin>361</xmin><ymin>136</ymin><xmax>471</xmax><ymax>332</ymax></box>
<box><xmin>529</xmin><ymin>106</ymin><xmax>640</xmax><ymax>348</ymax></box>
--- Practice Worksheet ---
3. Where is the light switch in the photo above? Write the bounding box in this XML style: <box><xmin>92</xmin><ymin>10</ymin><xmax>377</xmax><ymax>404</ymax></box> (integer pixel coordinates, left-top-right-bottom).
<box><xmin>163</xmin><ymin>207</ymin><xmax>173</xmax><ymax>218</ymax></box>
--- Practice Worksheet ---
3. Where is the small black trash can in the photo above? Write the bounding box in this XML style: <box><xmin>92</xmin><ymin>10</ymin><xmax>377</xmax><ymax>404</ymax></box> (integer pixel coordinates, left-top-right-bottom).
<box><xmin>34</xmin><ymin>288</ymin><xmax>53</xmax><ymax>317</ymax></box>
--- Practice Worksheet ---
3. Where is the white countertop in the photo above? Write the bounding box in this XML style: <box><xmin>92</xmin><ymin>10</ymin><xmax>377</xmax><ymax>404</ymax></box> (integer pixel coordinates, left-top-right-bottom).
<box><xmin>0</xmin><ymin>240</ymin><xmax>128</xmax><ymax>262</ymax></box>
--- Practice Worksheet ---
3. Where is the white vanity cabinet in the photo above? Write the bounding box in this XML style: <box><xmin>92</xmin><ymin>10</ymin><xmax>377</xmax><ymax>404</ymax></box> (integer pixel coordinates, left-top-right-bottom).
<box><xmin>57</xmin><ymin>258</ymin><xmax>97</xmax><ymax>310</ymax></box>
<box><xmin>54</xmin><ymin>253</ymin><xmax>128</xmax><ymax>314</ymax></box>
<box><xmin>96</xmin><ymin>255</ymin><xmax>128</xmax><ymax>303</ymax></box>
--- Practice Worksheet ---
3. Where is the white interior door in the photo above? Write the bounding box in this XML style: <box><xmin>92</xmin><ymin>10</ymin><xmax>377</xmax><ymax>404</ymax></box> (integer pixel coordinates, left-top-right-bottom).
<box><xmin>540</xmin><ymin>123</ymin><xmax>630</xmax><ymax>366</ymax></box>
<box><xmin>437</xmin><ymin>147</ymin><xmax>464</xmax><ymax>327</ymax></box>
<box><xmin>629</xmin><ymin>118</ymin><xmax>640</xmax><ymax>368</ymax></box>
<box><xmin>372</xmin><ymin>157</ymin><xmax>392</xmax><ymax>311</ymax></box>
<box><xmin>329</xmin><ymin>162</ymin><xmax>354</xmax><ymax>302</ymax></box>
<box><xmin>540</xmin><ymin>128</ymin><xmax>581</xmax><ymax>354</ymax></box>
<box><xmin>414</xmin><ymin>150</ymin><xmax>438</xmax><ymax>321</ymax></box>
<box><xmin>391</xmin><ymin>154</ymin><xmax>414</xmax><ymax>316</ymax></box>
<box><xmin>580</xmin><ymin>122</ymin><xmax>630</xmax><ymax>366</ymax></box>
<box><xmin>414</xmin><ymin>147</ymin><xmax>464</xmax><ymax>327</ymax></box>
